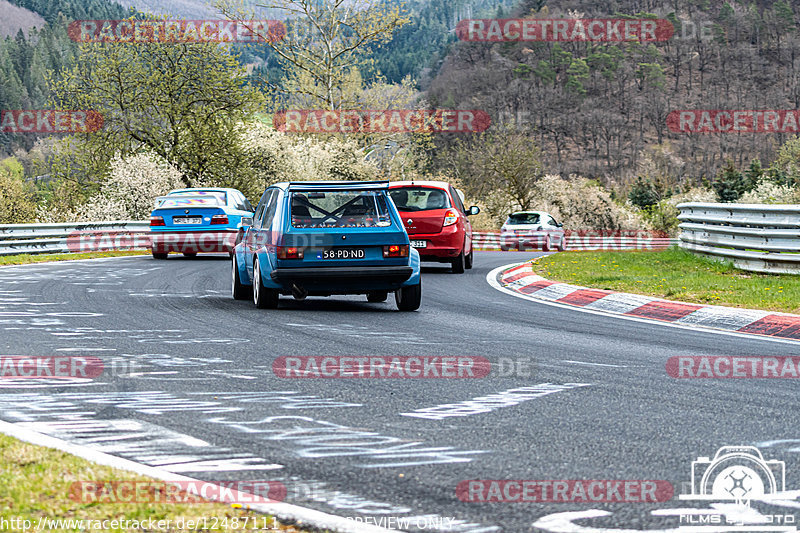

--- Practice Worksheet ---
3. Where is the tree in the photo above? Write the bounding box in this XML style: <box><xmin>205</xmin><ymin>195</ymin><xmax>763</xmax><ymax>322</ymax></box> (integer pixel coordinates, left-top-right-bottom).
<box><xmin>49</xmin><ymin>27</ymin><xmax>258</xmax><ymax>186</ymax></box>
<box><xmin>218</xmin><ymin>0</ymin><xmax>409</xmax><ymax>110</ymax></box>
<box><xmin>446</xmin><ymin>125</ymin><xmax>545</xmax><ymax>219</ymax></box>
<box><xmin>713</xmin><ymin>161</ymin><xmax>747</xmax><ymax>202</ymax></box>
<box><xmin>629</xmin><ymin>177</ymin><xmax>660</xmax><ymax>209</ymax></box>
<box><xmin>770</xmin><ymin>137</ymin><xmax>800</xmax><ymax>186</ymax></box>
<box><xmin>0</xmin><ymin>158</ymin><xmax>37</xmax><ymax>223</ymax></box>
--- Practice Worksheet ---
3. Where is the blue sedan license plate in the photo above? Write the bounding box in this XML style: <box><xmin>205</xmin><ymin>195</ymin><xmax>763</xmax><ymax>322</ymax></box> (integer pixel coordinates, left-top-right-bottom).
<box><xmin>319</xmin><ymin>248</ymin><xmax>366</xmax><ymax>260</ymax></box>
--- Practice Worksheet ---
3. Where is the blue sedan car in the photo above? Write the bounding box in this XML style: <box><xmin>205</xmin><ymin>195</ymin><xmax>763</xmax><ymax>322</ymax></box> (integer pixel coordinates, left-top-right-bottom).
<box><xmin>149</xmin><ymin>188</ymin><xmax>254</xmax><ymax>259</ymax></box>
<box><xmin>231</xmin><ymin>181</ymin><xmax>422</xmax><ymax>311</ymax></box>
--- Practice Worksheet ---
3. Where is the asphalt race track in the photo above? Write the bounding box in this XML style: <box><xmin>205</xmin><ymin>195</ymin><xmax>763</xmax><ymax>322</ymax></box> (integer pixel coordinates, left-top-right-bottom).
<box><xmin>2</xmin><ymin>252</ymin><xmax>800</xmax><ymax>532</ymax></box>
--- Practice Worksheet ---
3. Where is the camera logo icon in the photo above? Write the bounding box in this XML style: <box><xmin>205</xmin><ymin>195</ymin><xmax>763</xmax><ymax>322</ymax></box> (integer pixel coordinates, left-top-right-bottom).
<box><xmin>680</xmin><ymin>446</ymin><xmax>785</xmax><ymax>503</ymax></box>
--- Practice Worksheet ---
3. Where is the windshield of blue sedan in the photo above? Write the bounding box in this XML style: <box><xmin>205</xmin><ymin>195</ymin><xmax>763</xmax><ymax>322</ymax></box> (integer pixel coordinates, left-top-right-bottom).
<box><xmin>157</xmin><ymin>190</ymin><xmax>227</xmax><ymax>207</ymax></box>
<box><xmin>290</xmin><ymin>191</ymin><xmax>392</xmax><ymax>228</ymax></box>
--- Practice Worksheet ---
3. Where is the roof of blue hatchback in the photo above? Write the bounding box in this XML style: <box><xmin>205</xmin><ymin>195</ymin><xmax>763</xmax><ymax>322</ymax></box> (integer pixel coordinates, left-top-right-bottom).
<box><xmin>273</xmin><ymin>180</ymin><xmax>390</xmax><ymax>191</ymax></box>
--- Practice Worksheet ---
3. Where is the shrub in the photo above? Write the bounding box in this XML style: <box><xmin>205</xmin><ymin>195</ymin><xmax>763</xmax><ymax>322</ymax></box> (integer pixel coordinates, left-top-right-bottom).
<box><xmin>0</xmin><ymin>158</ymin><xmax>37</xmax><ymax>224</ymax></box>
<box><xmin>628</xmin><ymin>176</ymin><xmax>661</xmax><ymax>209</ymax></box>
<box><xmin>713</xmin><ymin>161</ymin><xmax>749</xmax><ymax>202</ymax></box>
<box><xmin>639</xmin><ymin>187</ymin><xmax>716</xmax><ymax>236</ymax></box>
<box><xmin>739</xmin><ymin>181</ymin><xmax>800</xmax><ymax>204</ymax></box>
<box><xmin>485</xmin><ymin>174</ymin><xmax>645</xmax><ymax>230</ymax></box>
<box><xmin>242</xmin><ymin>123</ymin><xmax>377</xmax><ymax>191</ymax></box>
<box><xmin>770</xmin><ymin>137</ymin><xmax>800</xmax><ymax>186</ymax></box>
<box><xmin>69</xmin><ymin>153</ymin><xmax>184</xmax><ymax>221</ymax></box>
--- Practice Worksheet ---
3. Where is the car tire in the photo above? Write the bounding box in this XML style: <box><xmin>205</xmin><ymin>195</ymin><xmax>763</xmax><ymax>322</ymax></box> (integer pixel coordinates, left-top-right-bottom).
<box><xmin>231</xmin><ymin>255</ymin><xmax>251</xmax><ymax>301</ymax></box>
<box><xmin>152</xmin><ymin>252</ymin><xmax>168</xmax><ymax>260</ymax></box>
<box><xmin>500</xmin><ymin>245</ymin><xmax>509</xmax><ymax>252</ymax></box>
<box><xmin>183</xmin><ymin>252</ymin><xmax>197</xmax><ymax>258</ymax></box>
<box><xmin>367</xmin><ymin>291</ymin><xmax>388</xmax><ymax>303</ymax></box>
<box><xmin>543</xmin><ymin>237</ymin><xmax>551</xmax><ymax>252</ymax></box>
<box><xmin>253</xmin><ymin>257</ymin><xmax>279</xmax><ymax>309</ymax></box>
<box><xmin>395</xmin><ymin>280</ymin><xmax>421</xmax><ymax>311</ymax></box>
<box><xmin>465</xmin><ymin>246</ymin><xmax>474</xmax><ymax>269</ymax></box>
<box><xmin>556</xmin><ymin>236</ymin><xmax>566</xmax><ymax>252</ymax></box>
<box><xmin>451</xmin><ymin>250</ymin><xmax>466</xmax><ymax>274</ymax></box>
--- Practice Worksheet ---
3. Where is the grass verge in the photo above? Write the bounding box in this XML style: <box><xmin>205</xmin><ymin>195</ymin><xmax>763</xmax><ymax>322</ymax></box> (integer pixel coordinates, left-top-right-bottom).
<box><xmin>0</xmin><ymin>434</ymin><xmax>307</xmax><ymax>532</ymax></box>
<box><xmin>530</xmin><ymin>246</ymin><xmax>800</xmax><ymax>314</ymax></box>
<box><xmin>0</xmin><ymin>251</ymin><xmax>148</xmax><ymax>266</ymax></box>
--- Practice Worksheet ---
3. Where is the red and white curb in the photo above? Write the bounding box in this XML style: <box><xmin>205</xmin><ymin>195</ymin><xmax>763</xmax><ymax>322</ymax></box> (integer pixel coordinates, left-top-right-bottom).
<box><xmin>488</xmin><ymin>262</ymin><xmax>800</xmax><ymax>344</ymax></box>
<box><xmin>0</xmin><ymin>420</ymin><xmax>397</xmax><ymax>533</ymax></box>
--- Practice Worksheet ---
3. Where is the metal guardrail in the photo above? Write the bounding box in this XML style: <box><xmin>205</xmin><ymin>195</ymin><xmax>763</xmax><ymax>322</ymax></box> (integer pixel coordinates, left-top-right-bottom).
<box><xmin>677</xmin><ymin>202</ymin><xmax>800</xmax><ymax>274</ymax></box>
<box><xmin>0</xmin><ymin>221</ymin><xmax>150</xmax><ymax>256</ymax></box>
<box><xmin>472</xmin><ymin>231</ymin><xmax>677</xmax><ymax>251</ymax></box>
<box><xmin>0</xmin><ymin>222</ymin><xmax>676</xmax><ymax>257</ymax></box>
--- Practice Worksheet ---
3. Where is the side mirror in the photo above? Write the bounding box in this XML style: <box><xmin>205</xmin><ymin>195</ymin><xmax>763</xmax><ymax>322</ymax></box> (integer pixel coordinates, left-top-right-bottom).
<box><xmin>468</xmin><ymin>206</ymin><xmax>480</xmax><ymax>216</ymax></box>
<box><xmin>241</xmin><ymin>217</ymin><xmax>254</xmax><ymax>227</ymax></box>
<box><xmin>556</xmin><ymin>222</ymin><xmax>563</xmax><ymax>228</ymax></box>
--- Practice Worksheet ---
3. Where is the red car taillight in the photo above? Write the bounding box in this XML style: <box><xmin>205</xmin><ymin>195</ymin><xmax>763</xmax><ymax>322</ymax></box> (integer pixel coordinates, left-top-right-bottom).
<box><xmin>443</xmin><ymin>209</ymin><xmax>459</xmax><ymax>227</ymax></box>
<box><xmin>150</xmin><ymin>216</ymin><xmax>165</xmax><ymax>227</ymax></box>
<box><xmin>211</xmin><ymin>214</ymin><xmax>229</xmax><ymax>225</ymax></box>
<box><xmin>383</xmin><ymin>245</ymin><xmax>409</xmax><ymax>258</ymax></box>
<box><xmin>277</xmin><ymin>246</ymin><xmax>304</xmax><ymax>259</ymax></box>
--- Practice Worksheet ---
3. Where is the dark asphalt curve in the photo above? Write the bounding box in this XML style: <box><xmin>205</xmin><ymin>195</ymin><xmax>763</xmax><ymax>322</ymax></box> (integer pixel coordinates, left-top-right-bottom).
<box><xmin>1</xmin><ymin>252</ymin><xmax>800</xmax><ymax>533</ymax></box>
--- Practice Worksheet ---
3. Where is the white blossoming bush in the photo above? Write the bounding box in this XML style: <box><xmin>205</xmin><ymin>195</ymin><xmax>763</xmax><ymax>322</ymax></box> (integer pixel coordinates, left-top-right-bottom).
<box><xmin>739</xmin><ymin>182</ymin><xmax>800</xmax><ymax>204</ymax></box>
<box><xmin>531</xmin><ymin>175</ymin><xmax>644</xmax><ymax>231</ymax></box>
<box><xmin>243</xmin><ymin>123</ymin><xmax>377</xmax><ymax>185</ymax></box>
<box><xmin>70</xmin><ymin>153</ymin><xmax>184</xmax><ymax>221</ymax></box>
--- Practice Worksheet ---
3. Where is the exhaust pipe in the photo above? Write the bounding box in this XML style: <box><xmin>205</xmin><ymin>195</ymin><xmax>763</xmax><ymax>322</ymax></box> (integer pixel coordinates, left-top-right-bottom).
<box><xmin>291</xmin><ymin>284</ymin><xmax>308</xmax><ymax>301</ymax></box>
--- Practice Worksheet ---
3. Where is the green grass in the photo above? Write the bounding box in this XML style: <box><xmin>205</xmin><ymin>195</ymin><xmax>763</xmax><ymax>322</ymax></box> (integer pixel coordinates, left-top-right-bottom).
<box><xmin>0</xmin><ymin>434</ymin><xmax>306</xmax><ymax>532</ymax></box>
<box><xmin>531</xmin><ymin>246</ymin><xmax>800</xmax><ymax>314</ymax></box>
<box><xmin>0</xmin><ymin>250</ymin><xmax>148</xmax><ymax>266</ymax></box>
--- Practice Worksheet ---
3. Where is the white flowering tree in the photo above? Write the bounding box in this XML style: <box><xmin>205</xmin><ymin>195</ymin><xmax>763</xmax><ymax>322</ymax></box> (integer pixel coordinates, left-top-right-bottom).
<box><xmin>243</xmin><ymin>122</ymin><xmax>378</xmax><ymax>186</ymax></box>
<box><xmin>70</xmin><ymin>153</ymin><xmax>184</xmax><ymax>221</ymax></box>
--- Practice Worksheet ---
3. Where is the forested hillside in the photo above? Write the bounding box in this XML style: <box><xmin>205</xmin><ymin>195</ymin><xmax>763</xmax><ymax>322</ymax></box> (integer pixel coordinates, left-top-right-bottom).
<box><xmin>428</xmin><ymin>0</ymin><xmax>800</xmax><ymax>185</ymax></box>
<box><xmin>0</xmin><ymin>0</ymin><xmax>44</xmax><ymax>38</ymax></box>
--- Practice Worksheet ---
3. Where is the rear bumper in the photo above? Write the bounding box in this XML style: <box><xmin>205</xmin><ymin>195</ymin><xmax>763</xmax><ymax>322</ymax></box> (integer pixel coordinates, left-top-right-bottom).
<box><xmin>272</xmin><ymin>266</ymin><xmax>413</xmax><ymax>285</ymax></box>
<box><xmin>150</xmin><ymin>230</ymin><xmax>237</xmax><ymax>253</ymax></box>
<box><xmin>408</xmin><ymin>227</ymin><xmax>464</xmax><ymax>260</ymax></box>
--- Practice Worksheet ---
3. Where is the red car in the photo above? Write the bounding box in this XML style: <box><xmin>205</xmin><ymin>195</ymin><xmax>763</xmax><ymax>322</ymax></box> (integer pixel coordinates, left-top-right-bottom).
<box><xmin>389</xmin><ymin>181</ymin><xmax>480</xmax><ymax>273</ymax></box>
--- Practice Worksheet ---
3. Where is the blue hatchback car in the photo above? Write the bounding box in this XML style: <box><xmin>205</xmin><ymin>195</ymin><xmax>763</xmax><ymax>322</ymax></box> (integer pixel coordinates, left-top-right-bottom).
<box><xmin>231</xmin><ymin>181</ymin><xmax>422</xmax><ymax>311</ymax></box>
